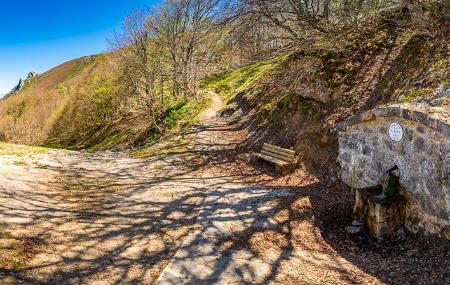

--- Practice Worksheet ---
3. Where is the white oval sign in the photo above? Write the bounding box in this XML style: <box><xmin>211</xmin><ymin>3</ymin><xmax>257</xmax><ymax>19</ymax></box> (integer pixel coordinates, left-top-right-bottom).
<box><xmin>389</xmin><ymin>123</ymin><xmax>403</xmax><ymax>142</ymax></box>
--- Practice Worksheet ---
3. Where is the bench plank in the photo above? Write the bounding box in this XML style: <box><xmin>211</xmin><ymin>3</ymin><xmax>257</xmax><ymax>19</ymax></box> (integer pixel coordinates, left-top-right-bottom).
<box><xmin>263</xmin><ymin>143</ymin><xmax>295</xmax><ymax>154</ymax></box>
<box><xmin>255</xmin><ymin>153</ymin><xmax>289</xmax><ymax>166</ymax></box>
<box><xmin>262</xmin><ymin>143</ymin><xmax>295</xmax><ymax>158</ymax></box>
<box><xmin>260</xmin><ymin>149</ymin><xmax>293</xmax><ymax>162</ymax></box>
<box><xmin>255</xmin><ymin>143</ymin><xmax>296</xmax><ymax>174</ymax></box>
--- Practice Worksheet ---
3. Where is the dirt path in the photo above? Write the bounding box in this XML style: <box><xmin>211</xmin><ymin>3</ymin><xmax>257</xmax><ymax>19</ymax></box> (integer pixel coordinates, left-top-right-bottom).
<box><xmin>0</xmin><ymin>91</ymin><xmax>229</xmax><ymax>284</ymax></box>
<box><xmin>1</xmin><ymin>91</ymin><xmax>447</xmax><ymax>285</ymax></box>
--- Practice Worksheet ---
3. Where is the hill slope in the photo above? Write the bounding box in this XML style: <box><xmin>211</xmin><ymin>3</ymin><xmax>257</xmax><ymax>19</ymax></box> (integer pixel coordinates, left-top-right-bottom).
<box><xmin>205</xmin><ymin>11</ymin><xmax>450</xmax><ymax>177</ymax></box>
<box><xmin>0</xmin><ymin>54</ymin><xmax>209</xmax><ymax>150</ymax></box>
<box><xmin>0</xmin><ymin>55</ymin><xmax>99</xmax><ymax>145</ymax></box>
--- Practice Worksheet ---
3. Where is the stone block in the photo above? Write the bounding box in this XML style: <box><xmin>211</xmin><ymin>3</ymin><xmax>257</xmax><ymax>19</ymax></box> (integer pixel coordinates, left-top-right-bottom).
<box><xmin>339</xmin><ymin>152</ymin><xmax>352</xmax><ymax>163</ymax></box>
<box><xmin>338</xmin><ymin>137</ymin><xmax>348</xmax><ymax>148</ymax></box>
<box><xmin>344</xmin><ymin>111</ymin><xmax>374</xmax><ymax>127</ymax></box>
<box><xmin>367</xmin><ymin>170</ymin><xmax>381</xmax><ymax>182</ymax></box>
<box><xmin>413</xmin><ymin>136</ymin><xmax>425</xmax><ymax>152</ymax></box>
<box><xmin>384</xmin><ymin>139</ymin><xmax>394</xmax><ymax>150</ymax></box>
<box><xmin>436</xmin><ymin>121</ymin><xmax>450</xmax><ymax>137</ymax></box>
<box><xmin>372</xmin><ymin>136</ymin><xmax>380</xmax><ymax>146</ymax></box>
<box><xmin>363</xmin><ymin>145</ymin><xmax>373</xmax><ymax>156</ymax></box>
<box><xmin>363</xmin><ymin>126</ymin><xmax>374</xmax><ymax>133</ymax></box>
<box><xmin>355</xmin><ymin>187</ymin><xmax>406</xmax><ymax>239</ymax></box>
<box><xmin>373</xmin><ymin>107</ymin><xmax>401</xmax><ymax>118</ymax></box>
<box><xmin>403</xmin><ymin>127</ymin><xmax>414</xmax><ymax>142</ymax></box>
<box><xmin>347</xmin><ymin>139</ymin><xmax>361</xmax><ymax>151</ymax></box>
<box><xmin>371</xmin><ymin>159</ymin><xmax>383</xmax><ymax>173</ymax></box>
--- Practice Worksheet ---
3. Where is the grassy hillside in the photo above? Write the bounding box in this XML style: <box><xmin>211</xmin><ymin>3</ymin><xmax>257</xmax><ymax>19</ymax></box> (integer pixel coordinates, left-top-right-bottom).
<box><xmin>0</xmin><ymin>54</ymin><xmax>211</xmax><ymax>150</ymax></box>
<box><xmin>204</xmin><ymin>10</ymin><xmax>450</xmax><ymax>176</ymax></box>
<box><xmin>0</xmin><ymin>56</ymin><xmax>97</xmax><ymax>146</ymax></box>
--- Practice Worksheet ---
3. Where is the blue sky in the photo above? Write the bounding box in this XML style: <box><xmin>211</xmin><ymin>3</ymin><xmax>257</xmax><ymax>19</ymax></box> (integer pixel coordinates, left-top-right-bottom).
<box><xmin>0</xmin><ymin>0</ymin><xmax>158</xmax><ymax>94</ymax></box>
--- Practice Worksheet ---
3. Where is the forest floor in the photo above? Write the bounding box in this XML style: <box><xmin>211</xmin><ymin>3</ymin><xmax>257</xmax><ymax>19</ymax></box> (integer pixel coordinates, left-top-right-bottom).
<box><xmin>0</xmin><ymin>92</ymin><xmax>448</xmax><ymax>285</ymax></box>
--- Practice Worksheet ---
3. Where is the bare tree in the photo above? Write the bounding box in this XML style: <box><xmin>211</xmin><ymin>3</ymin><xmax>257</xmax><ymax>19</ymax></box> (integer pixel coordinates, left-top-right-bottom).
<box><xmin>112</xmin><ymin>10</ymin><xmax>166</xmax><ymax>130</ymax></box>
<box><xmin>156</xmin><ymin>0</ymin><xmax>230</xmax><ymax>98</ymax></box>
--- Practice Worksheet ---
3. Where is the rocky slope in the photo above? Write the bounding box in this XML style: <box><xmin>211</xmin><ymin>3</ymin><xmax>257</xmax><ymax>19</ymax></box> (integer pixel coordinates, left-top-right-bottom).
<box><xmin>3</xmin><ymin>71</ymin><xmax>39</xmax><ymax>99</ymax></box>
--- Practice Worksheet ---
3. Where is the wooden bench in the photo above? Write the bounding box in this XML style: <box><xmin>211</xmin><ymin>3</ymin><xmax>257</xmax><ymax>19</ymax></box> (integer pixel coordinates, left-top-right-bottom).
<box><xmin>254</xmin><ymin>143</ymin><xmax>296</xmax><ymax>173</ymax></box>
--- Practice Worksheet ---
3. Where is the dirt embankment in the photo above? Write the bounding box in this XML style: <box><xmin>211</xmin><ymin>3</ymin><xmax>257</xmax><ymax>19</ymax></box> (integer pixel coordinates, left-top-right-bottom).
<box><xmin>217</xmin><ymin>9</ymin><xmax>450</xmax><ymax>179</ymax></box>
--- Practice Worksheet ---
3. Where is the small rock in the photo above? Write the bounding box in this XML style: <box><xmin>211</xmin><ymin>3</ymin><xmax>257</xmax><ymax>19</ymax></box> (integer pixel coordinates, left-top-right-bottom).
<box><xmin>396</xmin><ymin>228</ymin><xmax>406</xmax><ymax>240</ymax></box>
<box><xmin>352</xmin><ymin>219</ymin><xmax>364</xmax><ymax>227</ymax></box>
<box><xmin>429</xmin><ymin>97</ymin><xmax>444</xmax><ymax>106</ymax></box>
<box><xmin>346</xmin><ymin>225</ymin><xmax>362</xmax><ymax>234</ymax></box>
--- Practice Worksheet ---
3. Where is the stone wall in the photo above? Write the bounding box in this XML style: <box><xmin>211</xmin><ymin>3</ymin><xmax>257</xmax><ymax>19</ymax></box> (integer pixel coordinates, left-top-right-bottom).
<box><xmin>337</xmin><ymin>91</ymin><xmax>449</xmax><ymax>239</ymax></box>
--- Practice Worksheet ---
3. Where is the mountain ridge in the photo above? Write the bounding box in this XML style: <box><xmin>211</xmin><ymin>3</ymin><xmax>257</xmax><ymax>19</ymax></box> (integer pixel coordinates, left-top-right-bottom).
<box><xmin>3</xmin><ymin>71</ymin><xmax>39</xmax><ymax>100</ymax></box>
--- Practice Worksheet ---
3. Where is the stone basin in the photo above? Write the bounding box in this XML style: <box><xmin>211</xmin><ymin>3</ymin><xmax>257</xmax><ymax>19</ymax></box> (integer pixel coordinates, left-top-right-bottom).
<box><xmin>354</xmin><ymin>186</ymin><xmax>406</xmax><ymax>239</ymax></box>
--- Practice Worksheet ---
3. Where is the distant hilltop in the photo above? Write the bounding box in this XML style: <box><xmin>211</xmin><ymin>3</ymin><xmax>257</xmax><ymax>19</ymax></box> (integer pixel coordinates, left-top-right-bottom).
<box><xmin>3</xmin><ymin>71</ymin><xmax>39</xmax><ymax>99</ymax></box>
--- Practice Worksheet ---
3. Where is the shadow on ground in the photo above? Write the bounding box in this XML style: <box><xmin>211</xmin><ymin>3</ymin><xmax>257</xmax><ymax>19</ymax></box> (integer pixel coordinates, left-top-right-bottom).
<box><xmin>0</xmin><ymin>118</ymin><xmax>448</xmax><ymax>285</ymax></box>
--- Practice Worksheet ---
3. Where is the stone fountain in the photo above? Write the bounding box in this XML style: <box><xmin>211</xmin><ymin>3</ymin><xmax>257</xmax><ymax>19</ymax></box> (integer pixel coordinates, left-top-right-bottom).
<box><xmin>347</xmin><ymin>166</ymin><xmax>406</xmax><ymax>239</ymax></box>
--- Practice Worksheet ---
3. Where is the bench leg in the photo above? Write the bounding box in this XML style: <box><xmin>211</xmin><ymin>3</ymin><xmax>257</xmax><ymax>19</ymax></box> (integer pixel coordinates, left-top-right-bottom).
<box><xmin>276</xmin><ymin>164</ymin><xmax>295</xmax><ymax>175</ymax></box>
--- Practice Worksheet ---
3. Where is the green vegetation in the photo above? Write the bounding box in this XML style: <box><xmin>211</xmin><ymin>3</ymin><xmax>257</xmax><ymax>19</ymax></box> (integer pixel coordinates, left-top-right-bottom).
<box><xmin>0</xmin><ymin>1</ymin><xmax>447</xmax><ymax>158</ymax></box>
<box><xmin>132</xmin><ymin>134</ymin><xmax>189</xmax><ymax>159</ymax></box>
<box><xmin>0</xmin><ymin>244</ymin><xmax>28</xmax><ymax>270</ymax></box>
<box><xmin>0</xmin><ymin>142</ymin><xmax>49</xmax><ymax>156</ymax></box>
<box><xmin>87</xmin><ymin>76</ymin><xmax>118</xmax><ymax>125</ymax></box>
<box><xmin>202</xmin><ymin>57</ymin><xmax>284</xmax><ymax>100</ymax></box>
<box><xmin>397</xmin><ymin>88</ymin><xmax>430</xmax><ymax>103</ymax></box>
<box><xmin>0</xmin><ymin>231</ymin><xmax>38</xmax><ymax>271</ymax></box>
<box><xmin>56</xmin><ymin>84</ymin><xmax>68</xmax><ymax>95</ymax></box>
<box><xmin>12</xmin><ymin>160</ymin><xmax>29</xmax><ymax>166</ymax></box>
<box><xmin>65</xmin><ymin>56</ymin><xmax>95</xmax><ymax>80</ymax></box>
<box><xmin>141</xmin><ymin>94</ymin><xmax>212</xmax><ymax>147</ymax></box>
<box><xmin>164</xmin><ymin>100</ymin><xmax>191</xmax><ymax>129</ymax></box>
<box><xmin>442</xmin><ymin>78</ymin><xmax>450</xmax><ymax>88</ymax></box>
<box><xmin>87</xmin><ymin>133</ymin><xmax>125</xmax><ymax>153</ymax></box>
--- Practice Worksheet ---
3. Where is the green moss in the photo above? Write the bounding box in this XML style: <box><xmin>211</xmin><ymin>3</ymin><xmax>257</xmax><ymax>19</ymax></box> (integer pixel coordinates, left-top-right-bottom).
<box><xmin>257</xmin><ymin>91</ymin><xmax>298</xmax><ymax>123</ymax></box>
<box><xmin>397</xmin><ymin>89</ymin><xmax>428</xmax><ymax>103</ymax></box>
<box><xmin>384</xmin><ymin>173</ymin><xmax>400</xmax><ymax>197</ymax></box>
<box><xmin>441</xmin><ymin>78</ymin><xmax>450</xmax><ymax>88</ymax></box>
